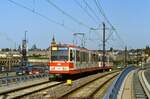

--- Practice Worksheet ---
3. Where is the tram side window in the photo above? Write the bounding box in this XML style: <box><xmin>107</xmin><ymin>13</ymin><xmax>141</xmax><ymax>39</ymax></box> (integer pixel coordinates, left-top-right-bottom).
<box><xmin>83</xmin><ymin>52</ymin><xmax>88</xmax><ymax>62</ymax></box>
<box><xmin>81</xmin><ymin>52</ymin><xmax>83</xmax><ymax>62</ymax></box>
<box><xmin>76</xmin><ymin>50</ymin><xmax>80</xmax><ymax>61</ymax></box>
<box><xmin>80</xmin><ymin>51</ymin><xmax>86</xmax><ymax>62</ymax></box>
<box><xmin>95</xmin><ymin>54</ymin><xmax>98</xmax><ymax>62</ymax></box>
<box><xmin>83</xmin><ymin>52</ymin><xmax>86</xmax><ymax>62</ymax></box>
<box><xmin>92</xmin><ymin>54</ymin><xmax>95</xmax><ymax>63</ymax></box>
<box><xmin>85</xmin><ymin>52</ymin><xmax>89</xmax><ymax>62</ymax></box>
<box><xmin>93</xmin><ymin>54</ymin><xmax>98</xmax><ymax>62</ymax></box>
<box><xmin>89</xmin><ymin>52</ymin><xmax>91</xmax><ymax>63</ymax></box>
<box><xmin>70</xmin><ymin>50</ymin><xmax>74</xmax><ymax>61</ymax></box>
<box><xmin>91</xmin><ymin>54</ymin><xmax>93</xmax><ymax>62</ymax></box>
<box><xmin>80</xmin><ymin>51</ymin><xmax>83</xmax><ymax>63</ymax></box>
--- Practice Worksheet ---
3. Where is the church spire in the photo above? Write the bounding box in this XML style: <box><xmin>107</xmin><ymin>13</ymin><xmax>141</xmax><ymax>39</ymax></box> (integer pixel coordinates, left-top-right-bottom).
<box><xmin>52</xmin><ymin>35</ymin><xmax>55</xmax><ymax>42</ymax></box>
<box><xmin>51</xmin><ymin>35</ymin><xmax>56</xmax><ymax>46</ymax></box>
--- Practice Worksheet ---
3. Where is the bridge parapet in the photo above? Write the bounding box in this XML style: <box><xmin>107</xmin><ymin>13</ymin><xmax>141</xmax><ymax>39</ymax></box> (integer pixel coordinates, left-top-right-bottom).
<box><xmin>104</xmin><ymin>65</ymin><xmax>136</xmax><ymax>99</ymax></box>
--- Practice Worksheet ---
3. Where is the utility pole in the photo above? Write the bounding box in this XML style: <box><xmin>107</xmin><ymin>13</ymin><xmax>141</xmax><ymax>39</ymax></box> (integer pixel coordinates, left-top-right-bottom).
<box><xmin>102</xmin><ymin>22</ymin><xmax>106</xmax><ymax>67</ymax></box>
<box><xmin>20</xmin><ymin>31</ymin><xmax>28</xmax><ymax>67</ymax></box>
<box><xmin>124</xmin><ymin>46</ymin><xmax>127</xmax><ymax>67</ymax></box>
<box><xmin>136</xmin><ymin>49</ymin><xmax>139</xmax><ymax>66</ymax></box>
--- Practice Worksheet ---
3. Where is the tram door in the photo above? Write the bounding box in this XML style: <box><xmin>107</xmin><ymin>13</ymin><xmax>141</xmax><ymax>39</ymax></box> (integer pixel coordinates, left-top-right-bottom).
<box><xmin>69</xmin><ymin>48</ymin><xmax>76</xmax><ymax>68</ymax></box>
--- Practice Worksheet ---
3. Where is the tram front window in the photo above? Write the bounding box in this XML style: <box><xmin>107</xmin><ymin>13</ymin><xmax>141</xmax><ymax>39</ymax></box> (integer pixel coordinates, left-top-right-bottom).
<box><xmin>51</xmin><ymin>48</ymin><xmax>68</xmax><ymax>61</ymax></box>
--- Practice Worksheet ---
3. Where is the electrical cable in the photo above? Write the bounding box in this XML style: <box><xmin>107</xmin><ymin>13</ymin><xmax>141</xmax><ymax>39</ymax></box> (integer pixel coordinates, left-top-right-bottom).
<box><xmin>94</xmin><ymin>0</ymin><xmax>125</xmax><ymax>48</ymax></box>
<box><xmin>46</xmin><ymin>0</ymin><xmax>91</xmax><ymax>29</ymax></box>
<box><xmin>83</xmin><ymin>0</ymin><xmax>100</xmax><ymax>22</ymax></box>
<box><xmin>8</xmin><ymin>0</ymin><xmax>74</xmax><ymax>32</ymax></box>
<box><xmin>74</xmin><ymin>0</ymin><xmax>98</xmax><ymax>24</ymax></box>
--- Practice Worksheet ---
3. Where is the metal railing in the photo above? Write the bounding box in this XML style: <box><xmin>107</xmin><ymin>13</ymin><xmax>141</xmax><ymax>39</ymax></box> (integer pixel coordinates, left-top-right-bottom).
<box><xmin>0</xmin><ymin>73</ymin><xmax>49</xmax><ymax>87</ymax></box>
<box><xmin>104</xmin><ymin>65</ymin><xmax>136</xmax><ymax>99</ymax></box>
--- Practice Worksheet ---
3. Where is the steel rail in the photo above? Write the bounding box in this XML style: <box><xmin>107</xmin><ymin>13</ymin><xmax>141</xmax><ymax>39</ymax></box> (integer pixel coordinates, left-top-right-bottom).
<box><xmin>0</xmin><ymin>81</ymin><xmax>63</xmax><ymax>99</ymax></box>
<box><xmin>60</xmin><ymin>72</ymin><xmax>119</xmax><ymax>99</ymax></box>
<box><xmin>138</xmin><ymin>70</ymin><xmax>150</xmax><ymax>99</ymax></box>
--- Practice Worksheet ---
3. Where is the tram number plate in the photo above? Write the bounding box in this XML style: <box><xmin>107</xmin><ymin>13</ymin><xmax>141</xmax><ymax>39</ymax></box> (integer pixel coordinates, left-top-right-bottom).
<box><xmin>55</xmin><ymin>67</ymin><xmax>63</xmax><ymax>71</ymax></box>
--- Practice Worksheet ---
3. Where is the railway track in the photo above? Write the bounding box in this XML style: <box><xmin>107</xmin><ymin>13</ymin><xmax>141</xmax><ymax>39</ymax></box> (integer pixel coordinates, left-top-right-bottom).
<box><xmin>0</xmin><ymin>81</ymin><xmax>63</xmax><ymax>99</ymax></box>
<box><xmin>119</xmin><ymin>69</ymin><xmax>149</xmax><ymax>99</ymax></box>
<box><xmin>137</xmin><ymin>70</ymin><xmax>150</xmax><ymax>99</ymax></box>
<box><xmin>25</xmin><ymin>71</ymin><xmax>119</xmax><ymax>99</ymax></box>
<box><xmin>61</xmin><ymin>72</ymin><xmax>118</xmax><ymax>99</ymax></box>
<box><xmin>132</xmin><ymin>70</ymin><xmax>149</xmax><ymax>99</ymax></box>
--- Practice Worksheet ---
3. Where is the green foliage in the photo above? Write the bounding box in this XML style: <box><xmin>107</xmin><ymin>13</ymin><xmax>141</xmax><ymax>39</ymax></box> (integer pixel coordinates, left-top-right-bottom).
<box><xmin>144</xmin><ymin>45</ymin><xmax>150</xmax><ymax>56</ymax></box>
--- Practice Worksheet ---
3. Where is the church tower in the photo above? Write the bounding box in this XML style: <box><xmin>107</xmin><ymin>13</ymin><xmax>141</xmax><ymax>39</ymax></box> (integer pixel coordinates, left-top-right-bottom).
<box><xmin>51</xmin><ymin>36</ymin><xmax>56</xmax><ymax>46</ymax></box>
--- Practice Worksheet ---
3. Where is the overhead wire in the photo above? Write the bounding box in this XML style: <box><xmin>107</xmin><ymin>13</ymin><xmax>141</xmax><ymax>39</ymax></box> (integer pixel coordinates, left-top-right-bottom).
<box><xmin>45</xmin><ymin>0</ymin><xmax>91</xmax><ymax>29</ymax></box>
<box><xmin>7</xmin><ymin>0</ymin><xmax>74</xmax><ymax>32</ymax></box>
<box><xmin>94</xmin><ymin>0</ymin><xmax>125</xmax><ymax>48</ymax></box>
<box><xmin>105</xmin><ymin>30</ymin><xmax>114</xmax><ymax>42</ymax></box>
<box><xmin>8</xmin><ymin>0</ymin><xmax>124</xmax><ymax>49</ymax></box>
<box><xmin>0</xmin><ymin>32</ymin><xmax>16</xmax><ymax>48</ymax></box>
<box><xmin>94</xmin><ymin>0</ymin><xmax>110</xmax><ymax>25</ymax></box>
<box><xmin>83</xmin><ymin>0</ymin><xmax>110</xmax><ymax>48</ymax></box>
<box><xmin>82</xmin><ymin>0</ymin><xmax>100</xmax><ymax>22</ymax></box>
<box><xmin>73</xmin><ymin>0</ymin><xmax>98</xmax><ymax>24</ymax></box>
<box><xmin>96</xmin><ymin>0</ymin><xmax>125</xmax><ymax>46</ymax></box>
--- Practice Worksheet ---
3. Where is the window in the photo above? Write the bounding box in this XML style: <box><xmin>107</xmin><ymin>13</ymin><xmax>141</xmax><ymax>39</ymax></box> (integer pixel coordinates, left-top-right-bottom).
<box><xmin>70</xmin><ymin>49</ymin><xmax>73</xmax><ymax>61</ymax></box>
<box><xmin>76</xmin><ymin>50</ymin><xmax>80</xmax><ymax>61</ymax></box>
<box><xmin>51</xmin><ymin>47</ymin><xmax>68</xmax><ymax>61</ymax></box>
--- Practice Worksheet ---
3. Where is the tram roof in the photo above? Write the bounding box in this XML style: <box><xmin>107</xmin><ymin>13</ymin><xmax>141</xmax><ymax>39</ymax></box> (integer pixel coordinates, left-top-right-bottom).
<box><xmin>51</xmin><ymin>43</ymin><xmax>88</xmax><ymax>50</ymax></box>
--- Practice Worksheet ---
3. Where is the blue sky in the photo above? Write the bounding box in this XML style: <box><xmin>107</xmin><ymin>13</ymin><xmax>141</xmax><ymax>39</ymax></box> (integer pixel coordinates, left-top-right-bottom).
<box><xmin>0</xmin><ymin>0</ymin><xmax>150</xmax><ymax>49</ymax></box>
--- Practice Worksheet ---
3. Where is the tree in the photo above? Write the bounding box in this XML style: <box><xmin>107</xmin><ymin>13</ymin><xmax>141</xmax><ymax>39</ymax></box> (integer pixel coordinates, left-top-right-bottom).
<box><xmin>110</xmin><ymin>47</ymin><xmax>113</xmax><ymax>52</ymax></box>
<box><xmin>144</xmin><ymin>45</ymin><xmax>150</xmax><ymax>56</ymax></box>
<box><xmin>1</xmin><ymin>48</ymin><xmax>10</xmax><ymax>52</ymax></box>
